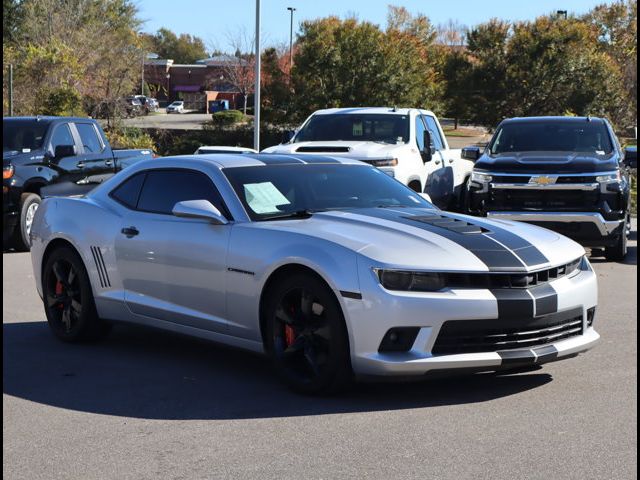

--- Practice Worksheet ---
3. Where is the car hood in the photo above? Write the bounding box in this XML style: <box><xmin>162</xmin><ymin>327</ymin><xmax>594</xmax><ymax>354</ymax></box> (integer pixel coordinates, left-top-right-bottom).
<box><xmin>3</xmin><ymin>149</ymin><xmax>46</xmax><ymax>166</ymax></box>
<box><xmin>250</xmin><ymin>208</ymin><xmax>585</xmax><ymax>272</ymax></box>
<box><xmin>475</xmin><ymin>151</ymin><xmax>620</xmax><ymax>174</ymax></box>
<box><xmin>263</xmin><ymin>141</ymin><xmax>412</xmax><ymax>160</ymax></box>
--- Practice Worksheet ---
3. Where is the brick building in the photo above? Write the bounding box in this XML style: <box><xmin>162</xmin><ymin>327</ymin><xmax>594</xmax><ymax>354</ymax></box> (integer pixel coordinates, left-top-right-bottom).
<box><xmin>144</xmin><ymin>56</ymin><xmax>243</xmax><ymax>112</ymax></box>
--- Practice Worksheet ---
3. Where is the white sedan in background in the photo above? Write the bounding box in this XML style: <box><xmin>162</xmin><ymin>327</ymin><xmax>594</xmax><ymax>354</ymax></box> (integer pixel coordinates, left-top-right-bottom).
<box><xmin>166</xmin><ymin>101</ymin><xmax>184</xmax><ymax>114</ymax></box>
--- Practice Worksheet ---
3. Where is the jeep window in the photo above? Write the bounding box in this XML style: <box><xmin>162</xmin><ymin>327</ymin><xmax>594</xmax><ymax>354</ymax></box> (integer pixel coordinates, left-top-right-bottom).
<box><xmin>490</xmin><ymin>121</ymin><xmax>614</xmax><ymax>155</ymax></box>
<box><xmin>294</xmin><ymin>114</ymin><xmax>410</xmax><ymax>144</ymax></box>
<box><xmin>2</xmin><ymin>119</ymin><xmax>50</xmax><ymax>152</ymax></box>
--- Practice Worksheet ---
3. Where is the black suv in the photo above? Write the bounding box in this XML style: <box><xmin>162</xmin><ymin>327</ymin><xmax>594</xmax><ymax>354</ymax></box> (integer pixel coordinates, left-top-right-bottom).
<box><xmin>462</xmin><ymin>116</ymin><xmax>634</xmax><ymax>261</ymax></box>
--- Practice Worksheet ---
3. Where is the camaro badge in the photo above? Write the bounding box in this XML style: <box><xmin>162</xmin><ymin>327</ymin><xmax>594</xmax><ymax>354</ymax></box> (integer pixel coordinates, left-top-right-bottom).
<box><xmin>529</xmin><ymin>175</ymin><xmax>557</xmax><ymax>185</ymax></box>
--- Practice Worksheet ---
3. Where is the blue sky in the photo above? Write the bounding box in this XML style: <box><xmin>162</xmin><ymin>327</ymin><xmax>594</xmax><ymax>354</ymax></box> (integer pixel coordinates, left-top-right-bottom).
<box><xmin>136</xmin><ymin>0</ymin><xmax>615</xmax><ymax>51</ymax></box>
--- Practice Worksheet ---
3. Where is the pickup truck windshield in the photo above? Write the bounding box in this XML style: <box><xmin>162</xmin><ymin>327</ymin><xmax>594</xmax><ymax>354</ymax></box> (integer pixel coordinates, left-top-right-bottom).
<box><xmin>490</xmin><ymin>120</ymin><xmax>614</xmax><ymax>155</ymax></box>
<box><xmin>224</xmin><ymin>164</ymin><xmax>432</xmax><ymax>221</ymax></box>
<box><xmin>294</xmin><ymin>114</ymin><xmax>410</xmax><ymax>144</ymax></box>
<box><xmin>3</xmin><ymin>119</ymin><xmax>50</xmax><ymax>152</ymax></box>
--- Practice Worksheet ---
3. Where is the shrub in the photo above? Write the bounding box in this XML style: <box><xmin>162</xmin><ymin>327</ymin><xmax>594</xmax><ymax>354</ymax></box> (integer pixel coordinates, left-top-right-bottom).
<box><xmin>210</xmin><ymin>109</ymin><xmax>246</xmax><ymax>126</ymax></box>
<box><xmin>41</xmin><ymin>86</ymin><xmax>84</xmax><ymax>116</ymax></box>
<box><xmin>105</xmin><ymin>127</ymin><xmax>156</xmax><ymax>150</ymax></box>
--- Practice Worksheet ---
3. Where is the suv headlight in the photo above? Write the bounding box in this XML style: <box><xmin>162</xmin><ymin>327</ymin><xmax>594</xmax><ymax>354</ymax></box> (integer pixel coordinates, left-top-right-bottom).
<box><xmin>3</xmin><ymin>164</ymin><xmax>14</xmax><ymax>180</ymax></box>
<box><xmin>376</xmin><ymin>269</ymin><xmax>446</xmax><ymax>292</ymax></box>
<box><xmin>596</xmin><ymin>171</ymin><xmax>621</xmax><ymax>183</ymax></box>
<box><xmin>368</xmin><ymin>158</ymin><xmax>398</xmax><ymax>167</ymax></box>
<box><xmin>471</xmin><ymin>171</ymin><xmax>492</xmax><ymax>183</ymax></box>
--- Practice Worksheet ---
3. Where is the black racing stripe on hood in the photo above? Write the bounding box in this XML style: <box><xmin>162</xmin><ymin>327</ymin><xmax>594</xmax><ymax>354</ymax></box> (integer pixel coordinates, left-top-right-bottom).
<box><xmin>349</xmin><ymin>208</ymin><xmax>533</xmax><ymax>271</ymax></box>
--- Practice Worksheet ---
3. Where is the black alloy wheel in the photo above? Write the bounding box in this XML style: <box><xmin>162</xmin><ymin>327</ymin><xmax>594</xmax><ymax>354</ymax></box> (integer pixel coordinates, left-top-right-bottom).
<box><xmin>43</xmin><ymin>246</ymin><xmax>110</xmax><ymax>342</ymax></box>
<box><xmin>265</xmin><ymin>274</ymin><xmax>351</xmax><ymax>394</ymax></box>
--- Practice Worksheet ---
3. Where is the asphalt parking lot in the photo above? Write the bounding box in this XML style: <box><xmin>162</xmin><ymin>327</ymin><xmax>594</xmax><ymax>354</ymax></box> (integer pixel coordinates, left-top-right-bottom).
<box><xmin>3</xmin><ymin>221</ymin><xmax>637</xmax><ymax>480</ymax></box>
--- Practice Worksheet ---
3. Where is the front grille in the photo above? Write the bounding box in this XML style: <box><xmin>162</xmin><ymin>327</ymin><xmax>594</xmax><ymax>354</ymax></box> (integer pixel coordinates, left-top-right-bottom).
<box><xmin>489</xmin><ymin>188</ymin><xmax>599</xmax><ymax>210</ymax></box>
<box><xmin>445</xmin><ymin>257</ymin><xmax>582</xmax><ymax>289</ymax></box>
<box><xmin>432</xmin><ymin>308</ymin><xmax>584</xmax><ymax>355</ymax></box>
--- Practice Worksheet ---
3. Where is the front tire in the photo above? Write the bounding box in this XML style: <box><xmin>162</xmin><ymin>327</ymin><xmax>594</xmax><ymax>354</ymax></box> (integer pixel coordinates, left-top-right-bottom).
<box><xmin>604</xmin><ymin>218</ymin><xmax>628</xmax><ymax>262</ymax></box>
<box><xmin>12</xmin><ymin>192</ymin><xmax>41</xmax><ymax>251</ymax></box>
<box><xmin>264</xmin><ymin>273</ymin><xmax>352</xmax><ymax>394</ymax></box>
<box><xmin>42</xmin><ymin>246</ymin><xmax>111</xmax><ymax>342</ymax></box>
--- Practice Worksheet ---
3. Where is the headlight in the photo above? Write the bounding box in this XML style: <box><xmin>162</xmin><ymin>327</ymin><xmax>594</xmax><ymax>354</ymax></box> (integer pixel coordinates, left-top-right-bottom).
<box><xmin>3</xmin><ymin>164</ymin><xmax>14</xmax><ymax>180</ymax></box>
<box><xmin>471</xmin><ymin>171</ymin><xmax>492</xmax><ymax>183</ymax></box>
<box><xmin>367</xmin><ymin>158</ymin><xmax>398</xmax><ymax>167</ymax></box>
<box><xmin>596</xmin><ymin>171</ymin><xmax>621</xmax><ymax>183</ymax></box>
<box><xmin>376</xmin><ymin>269</ymin><xmax>446</xmax><ymax>292</ymax></box>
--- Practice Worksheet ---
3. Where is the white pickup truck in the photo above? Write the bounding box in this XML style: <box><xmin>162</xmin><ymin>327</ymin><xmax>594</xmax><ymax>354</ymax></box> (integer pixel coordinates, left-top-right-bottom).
<box><xmin>263</xmin><ymin>107</ymin><xmax>474</xmax><ymax>210</ymax></box>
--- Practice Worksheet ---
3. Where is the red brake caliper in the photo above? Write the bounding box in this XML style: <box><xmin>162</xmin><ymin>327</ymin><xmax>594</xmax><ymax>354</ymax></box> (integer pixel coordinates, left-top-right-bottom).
<box><xmin>284</xmin><ymin>304</ymin><xmax>296</xmax><ymax>347</ymax></box>
<box><xmin>55</xmin><ymin>281</ymin><xmax>64</xmax><ymax>309</ymax></box>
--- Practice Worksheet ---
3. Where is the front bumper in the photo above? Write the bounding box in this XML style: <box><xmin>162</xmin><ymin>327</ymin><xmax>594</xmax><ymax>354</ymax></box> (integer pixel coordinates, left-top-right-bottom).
<box><xmin>345</xmin><ymin>260</ymin><xmax>598</xmax><ymax>377</ymax></box>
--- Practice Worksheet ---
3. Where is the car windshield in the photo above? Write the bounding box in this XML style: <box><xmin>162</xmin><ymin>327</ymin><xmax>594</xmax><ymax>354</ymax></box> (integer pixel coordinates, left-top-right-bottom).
<box><xmin>294</xmin><ymin>114</ymin><xmax>410</xmax><ymax>144</ymax></box>
<box><xmin>3</xmin><ymin>119</ymin><xmax>50</xmax><ymax>152</ymax></box>
<box><xmin>489</xmin><ymin>120</ymin><xmax>614</xmax><ymax>154</ymax></box>
<box><xmin>223</xmin><ymin>163</ymin><xmax>433</xmax><ymax>221</ymax></box>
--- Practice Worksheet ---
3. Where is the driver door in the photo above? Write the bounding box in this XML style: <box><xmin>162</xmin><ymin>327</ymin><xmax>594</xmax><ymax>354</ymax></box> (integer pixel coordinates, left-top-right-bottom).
<box><xmin>416</xmin><ymin>115</ymin><xmax>448</xmax><ymax>208</ymax></box>
<box><xmin>113</xmin><ymin>168</ymin><xmax>232</xmax><ymax>333</ymax></box>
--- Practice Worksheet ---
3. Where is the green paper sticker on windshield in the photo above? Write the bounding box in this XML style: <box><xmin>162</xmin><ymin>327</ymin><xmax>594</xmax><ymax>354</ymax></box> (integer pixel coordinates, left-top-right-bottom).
<box><xmin>352</xmin><ymin>122</ymin><xmax>363</xmax><ymax>136</ymax></box>
<box><xmin>244</xmin><ymin>182</ymin><xmax>291</xmax><ymax>214</ymax></box>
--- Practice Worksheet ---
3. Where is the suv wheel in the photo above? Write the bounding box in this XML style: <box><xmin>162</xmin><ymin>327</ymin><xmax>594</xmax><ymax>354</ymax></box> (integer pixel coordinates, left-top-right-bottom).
<box><xmin>605</xmin><ymin>218</ymin><xmax>628</xmax><ymax>262</ymax></box>
<box><xmin>12</xmin><ymin>193</ymin><xmax>41</xmax><ymax>251</ymax></box>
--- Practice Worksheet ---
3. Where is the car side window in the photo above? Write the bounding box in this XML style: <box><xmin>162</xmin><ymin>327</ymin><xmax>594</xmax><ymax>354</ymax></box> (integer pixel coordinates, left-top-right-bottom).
<box><xmin>110</xmin><ymin>172</ymin><xmax>146</xmax><ymax>209</ymax></box>
<box><xmin>50</xmin><ymin>124</ymin><xmax>75</xmax><ymax>151</ymax></box>
<box><xmin>423</xmin><ymin>116</ymin><xmax>445</xmax><ymax>151</ymax></box>
<box><xmin>75</xmin><ymin>123</ymin><xmax>104</xmax><ymax>153</ymax></box>
<box><xmin>415</xmin><ymin>116</ymin><xmax>427</xmax><ymax>151</ymax></box>
<box><xmin>136</xmin><ymin>169</ymin><xmax>230</xmax><ymax>218</ymax></box>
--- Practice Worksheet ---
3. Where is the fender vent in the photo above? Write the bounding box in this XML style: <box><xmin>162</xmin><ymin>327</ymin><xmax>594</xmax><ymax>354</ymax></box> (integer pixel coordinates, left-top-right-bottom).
<box><xmin>90</xmin><ymin>246</ymin><xmax>111</xmax><ymax>288</ymax></box>
<box><xmin>404</xmin><ymin>214</ymin><xmax>490</xmax><ymax>234</ymax></box>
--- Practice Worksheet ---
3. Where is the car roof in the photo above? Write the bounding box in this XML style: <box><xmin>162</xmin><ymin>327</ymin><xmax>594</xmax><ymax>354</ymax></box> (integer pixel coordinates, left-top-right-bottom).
<box><xmin>311</xmin><ymin>107</ymin><xmax>435</xmax><ymax>116</ymax></box>
<box><xmin>129</xmin><ymin>153</ymin><xmax>368</xmax><ymax>170</ymax></box>
<box><xmin>501</xmin><ymin>116</ymin><xmax>607</xmax><ymax>125</ymax></box>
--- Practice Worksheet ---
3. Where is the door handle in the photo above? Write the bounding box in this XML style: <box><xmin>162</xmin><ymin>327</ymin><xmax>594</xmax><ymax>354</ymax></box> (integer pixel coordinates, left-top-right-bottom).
<box><xmin>76</xmin><ymin>161</ymin><xmax>85</xmax><ymax>168</ymax></box>
<box><xmin>105</xmin><ymin>159</ymin><xmax>113</xmax><ymax>167</ymax></box>
<box><xmin>121</xmin><ymin>226</ymin><xmax>139</xmax><ymax>237</ymax></box>
<box><xmin>435</xmin><ymin>160</ymin><xmax>441</xmax><ymax>165</ymax></box>
<box><xmin>448</xmin><ymin>158</ymin><xmax>454</xmax><ymax>164</ymax></box>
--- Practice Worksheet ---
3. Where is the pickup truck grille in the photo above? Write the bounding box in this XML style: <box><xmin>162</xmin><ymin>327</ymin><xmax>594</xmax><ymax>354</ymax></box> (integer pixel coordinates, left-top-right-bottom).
<box><xmin>432</xmin><ymin>308</ymin><xmax>584</xmax><ymax>355</ymax></box>
<box><xmin>489</xmin><ymin>188</ymin><xmax>599</xmax><ymax>211</ymax></box>
<box><xmin>491</xmin><ymin>175</ymin><xmax>598</xmax><ymax>184</ymax></box>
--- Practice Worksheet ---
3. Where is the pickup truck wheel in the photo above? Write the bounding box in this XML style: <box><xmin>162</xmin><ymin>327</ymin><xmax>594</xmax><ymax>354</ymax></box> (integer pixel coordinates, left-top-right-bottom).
<box><xmin>604</xmin><ymin>220</ymin><xmax>628</xmax><ymax>262</ymax></box>
<box><xmin>12</xmin><ymin>193</ymin><xmax>41</xmax><ymax>252</ymax></box>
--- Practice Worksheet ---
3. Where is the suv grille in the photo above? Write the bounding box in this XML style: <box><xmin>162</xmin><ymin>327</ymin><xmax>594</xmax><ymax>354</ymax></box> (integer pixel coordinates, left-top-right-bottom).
<box><xmin>296</xmin><ymin>146</ymin><xmax>350</xmax><ymax>153</ymax></box>
<box><xmin>432</xmin><ymin>308</ymin><xmax>584</xmax><ymax>355</ymax></box>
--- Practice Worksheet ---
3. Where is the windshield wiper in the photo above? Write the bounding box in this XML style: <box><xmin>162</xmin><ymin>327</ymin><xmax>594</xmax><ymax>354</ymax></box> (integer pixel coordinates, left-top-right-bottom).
<box><xmin>261</xmin><ymin>209</ymin><xmax>324</xmax><ymax>221</ymax></box>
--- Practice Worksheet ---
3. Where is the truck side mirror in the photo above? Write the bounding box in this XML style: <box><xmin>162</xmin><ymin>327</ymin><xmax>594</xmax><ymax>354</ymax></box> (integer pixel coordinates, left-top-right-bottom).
<box><xmin>461</xmin><ymin>146</ymin><xmax>481</xmax><ymax>161</ymax></box>
<box><xmin>623</xmin><ymin>147</ymin><xmax>637</xmax><ymax>169</ymax></box>
<box><xmin>422</xmin><ymin>130</ymin><xmax>433</xmax><ymax>162</ymax></box>
<box><xmin>54</xmin><ymin>144</ymin><xmax>77</xmax><ymax>159</ymax></box>
<box><xmin>281</xmin><ymin>130</ymin><xmax>295</xmax><ymax>144</ymax></box>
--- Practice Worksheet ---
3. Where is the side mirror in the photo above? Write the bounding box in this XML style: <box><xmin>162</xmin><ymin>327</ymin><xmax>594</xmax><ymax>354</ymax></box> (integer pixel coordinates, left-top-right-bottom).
<box><xmin>281</xmin><ymin>130</ymin><xmax>295</xmax><ymax>144</ymax></box>
<box><xmin>461</xmin><ymin>146</ymin><xmax>481</xmax><ymax>161</ymax></box>
<box><xmin>54</xmin><ymin>144</ymin><xmax>77</xmax><ymax>159</ymax></box>
<box><xmin>422</xmin><ymin>130</ymin><xmax>433</xmax><ymax>162</ymax></box>
<box><xmin>172</xmin><ymin>200</ymin><xmax>228</xmax><ymax>225</ymax></box>
<box><xmin>623</xmin><ymin>147</ymin><xmax>637</xmax><ymax>169</ymax></box>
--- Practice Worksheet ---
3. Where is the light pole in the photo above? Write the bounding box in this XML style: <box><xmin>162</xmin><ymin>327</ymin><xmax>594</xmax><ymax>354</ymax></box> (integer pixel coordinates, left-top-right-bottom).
<box><xmin>166</xmin><ymin>73</ymin><xmax>171</xmax><ymax>102</ymax></box>
<box><xmin>254</xmin><ymin>0</ymin><xmax>261</xmax><ymax>151</ymax></box>
<box><xmin>287</xmin><ymin>7</ymin><xmax>296</xmax><ymax>70</ymax></box>
<box><xmin>9</xmin><ymin>64</ymin><xmax>14</xmax><ymax>116</ymax></box>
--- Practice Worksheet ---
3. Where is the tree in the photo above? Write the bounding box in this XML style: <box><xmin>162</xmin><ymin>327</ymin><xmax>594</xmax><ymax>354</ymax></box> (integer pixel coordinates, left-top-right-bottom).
<box><xmin>146</xmin><ymin>28</ymin><xmax>208</xmax><ymax>64</ymax></box>
<box><xmin>261</xmin><ymin>47</ymin><xmax>293</xmax><ymax>123</ymax></box>
<box><xmin>3</xmin><ymin>0</ymin><xmax>24</xmax><ymax>43</ymax></box>
<box><xmin>218</xmin><ymin>31</ymin><xmax>256</xmax><ymax>115</ymax></box>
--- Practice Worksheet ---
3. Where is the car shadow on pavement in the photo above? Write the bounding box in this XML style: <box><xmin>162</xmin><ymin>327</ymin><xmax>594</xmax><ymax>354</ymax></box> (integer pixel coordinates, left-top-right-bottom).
<box><xmin>4</xmin><ymin>320</ymin><xmax>553</xmax><ymax>420</ymax></box>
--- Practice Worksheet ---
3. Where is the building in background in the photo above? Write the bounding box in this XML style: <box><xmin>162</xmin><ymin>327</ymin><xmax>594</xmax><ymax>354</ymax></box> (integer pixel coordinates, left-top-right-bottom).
<box><xmin>144</xmin><ymin>56</ymin><xmax>243</xmax><ymax>112</ymax></box>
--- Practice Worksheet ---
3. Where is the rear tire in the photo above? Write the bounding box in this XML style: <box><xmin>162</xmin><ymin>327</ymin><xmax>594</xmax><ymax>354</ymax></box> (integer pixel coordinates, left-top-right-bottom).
<box><xmin>42</xmin><ymin>246</ymin><xmax>111</xmax><ymax>342</ymax></box>
<box><xmin>264</xmin><ymin>273</ymin><xmax>352</xmax><ymax>394</ymax></box>
<box><xmin>12</xmin><ymin>193</ymin><xmax>41</xmax><ymax>252</ymax></box>
<box><xmin>604</xmin><ymin>218</ymin><xmax>628</xmax><ymax>262</ymax></box>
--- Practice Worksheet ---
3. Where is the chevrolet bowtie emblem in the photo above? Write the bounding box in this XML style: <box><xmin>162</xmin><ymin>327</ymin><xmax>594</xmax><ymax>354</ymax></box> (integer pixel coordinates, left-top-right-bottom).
<box><xmin>529</xmin><ymin>175</ymin><xmax>557</xmax><ymax>185</ymax></box>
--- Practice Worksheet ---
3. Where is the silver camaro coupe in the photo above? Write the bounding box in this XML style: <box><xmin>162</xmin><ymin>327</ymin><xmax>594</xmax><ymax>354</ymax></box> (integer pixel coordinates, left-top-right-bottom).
<box><xmin>30</xmin><ymin>154</ymin><xmax>599</xmax><ymax>393</ymax></box>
